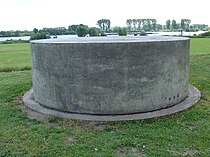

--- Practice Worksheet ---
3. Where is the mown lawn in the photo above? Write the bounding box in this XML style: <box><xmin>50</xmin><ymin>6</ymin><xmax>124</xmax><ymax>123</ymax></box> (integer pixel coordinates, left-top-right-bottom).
<box><xmin>0</xmin><ymin>43</ymin><xmax>31</xmax><ymax>72</ymax></box>
<box><xmin>190</xmin><ymin>38</ymin><xmax>210</xmax><ymax>55</ymax></box>
<box><xmin>0</xmin><ymin>39</ymin><xmax>210</xmax><ymax>156</ymax></box>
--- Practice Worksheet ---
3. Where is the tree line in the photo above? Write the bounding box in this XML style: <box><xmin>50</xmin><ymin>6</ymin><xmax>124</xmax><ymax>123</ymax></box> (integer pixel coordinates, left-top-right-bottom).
<box><xmin>0</xmin><ymin>30</ymin><xmax>31</xmax><ymax>37</ymax></box>
<box><xmin>126</xmin><ymin>18</ymin><xmax>208</xmax><ymax>31</ymax></box>
<box><xmin>31</xmin><ymin>24</ymin><xmax>102</xmax><ymax>40</ymax></box>
<box><xmin>165</xmin><ymin>19</ymin><xmax>191</xmax><ymax>30</ymax></box>
<box><xmin>165</xmin><ymin>19</ymin><xmax>208</xmax><ymax>31</ymax></box>
<box><xmin>30</xmin><ymin>20</ymin><xmax>127</xmax><ymax>40</ymax></box>
<box><xmin>0</xmin><ymin>18</ymin><xmax>209</xmax><ymax>38</ymax></box>
<box><xmin>126</xmin><ymin>19</ymin><xmax>158</xmax><ymax>31</ymax></box>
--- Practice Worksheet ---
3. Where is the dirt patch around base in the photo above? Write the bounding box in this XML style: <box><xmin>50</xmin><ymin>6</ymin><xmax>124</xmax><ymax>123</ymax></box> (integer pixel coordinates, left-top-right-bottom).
<box><xmin>64</xmin><ymin>135</ymin><xmax>76</xmax><ymax>144</ymax></box>
<box><xmin>20</xmin><ymin>97</ymin><xmax>113</xmax><ymax>130</ymax></box>
<box><xmin>115</xmin><ymin>147</ymin><xmax>146</xmax><ymax>157</ymax></box>
<box><xmin>21</xmin><ymin>103</ymin><xmax>50</xmax><ymax>124</ymax></box>
<box><xmin>183</xmin><ymin>148</ymin><xmax>200</xmax><ymax>156</ymax></box>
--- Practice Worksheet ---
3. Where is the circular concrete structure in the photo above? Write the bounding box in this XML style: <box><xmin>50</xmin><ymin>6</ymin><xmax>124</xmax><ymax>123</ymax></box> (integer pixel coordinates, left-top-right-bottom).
<box><xmin>24</xmin><ymin>36</ymin><xmax>200</xmax><ymax>120</ymax></box>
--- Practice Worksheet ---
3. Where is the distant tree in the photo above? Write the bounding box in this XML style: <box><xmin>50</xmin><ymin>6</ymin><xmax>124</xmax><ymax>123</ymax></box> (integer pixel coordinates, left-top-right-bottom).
<box><xmin>76</xmin><ymin>24</ymin><xmax>89</xmax><ymax>37</ymax></box>
<box><xmin>172</xmin><ymin>20</ymin><xmax>177</xmax><ymax>29</ymax></box>
<box><xmin>97</xmin><ymin>19</ymin><xmax>111</xmax><ymax>32</ymax></box>
<box><xmin>112</xmin><ymin>27</ymin><xmax>120</xmax><ymax>32</ymax></box>
<box><xmin>102</xmin><ymin>20</ymin><xmax>105</xmax><ymax>31</ymax></box>
<box><xmin>97</xmin><ymin>20</ymin><xmax>102</xmax><ymax>30</ymax></box>
<box><xmin>0</xmin><ymin>30</ymin><xmax>29</xmax><ymax>37</ymax></box>
<box><xmin>0</xmin><ymin>31</ymin><xmax>11</xmax><ymax>37</ymax></box>
<box><xmin>151</xmin><ymin>19</ymin><xmax>157</xmax><ymax>30</ymax></box>
<box><xmin>33</xmin><ymin>28</ymin><xmax>38</xmax><ymax>34</ymax></box>
<box><xmin>107</xmin><ymin>20</ymin><xmax>111</xmax><ymax>31</ymax></box>
<box><xmin>89</xmin><ymin>27</ymin><xmax>99</xmax><ymax>36</ymax></box>
<box><xmin>156</xmin><ymin>24</ymin><xmax>163</xmax><ymax>30</ymax></box>
<box><xmin>137</xmin><ymin>19</ymin><xmax>142</xmax><ymax>30</ymax></box>
<box><xmin>141</xmin><ymin>19</ymin><xmax>146</xmax><ymax>30</ymax></box>
<box><xmin>20</xmin><ymin>30</ymin><xmax>32</xmax><ymax>36</ymax></box>
<box><xmin>166</xmin><ymin>20</ymin><xmax>171</xmax><ymax>29</ymax></box>
<box><xmin>181</xmin><ymin>19</ymin><xmax>185</xmax><ymax>30</ymax></box>
<box><xmin>146</xmin><ymin>19</ymin><xmax>152</xmax><ymax>30</ymax></box>
<box><xmin>68</xmin><ymin>25</ymin><xmax>79</xmax><ymax>34</ymax></box>
<box><xmin>181</xmin><ymin>19</ymin><xmax>191</xmax><ymax>30</ymax></box>
<box><xmin>30</xmin><ymin>31</ymin><xmax>50</xmax><ymax>40</ymax></box>
<box><xmin>41</xmin><ymin>27</ymin><xmax>67</xmax><ymax>35</ymax></box>
<box><xmin>132</xmin><ymin>19</ymin><xmax>138</xmax><ymax>31</ymax></box>
<box><xmin>192</xmin><ymin>24</ymin><xmax>209</xmax><ymax>30</ymax></box>
<box><xmin>126</xmin><ymin>19</ymin><xmax>132</xmax><ymax>31</ymax></box>
<box><xmin>14</xmin><ymin>30</ymin><xmax>20</xmax><ymax>37</ymax></box>
<box><xmin>185</xmin><ymin>19</ymin><xmax>191</xmax><ymax>30</ymax></box>
<box><xmin>118</xmin><ymin>27</ymin><xmax>127</xmax><ymax>36</ymax></box>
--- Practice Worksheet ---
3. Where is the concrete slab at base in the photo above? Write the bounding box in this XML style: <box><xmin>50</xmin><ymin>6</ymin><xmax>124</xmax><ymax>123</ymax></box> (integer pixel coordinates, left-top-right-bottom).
<box><xmin>22</xmin><ymin>85</ymin><xmax>200</xmax><ymax>121</ymax></box>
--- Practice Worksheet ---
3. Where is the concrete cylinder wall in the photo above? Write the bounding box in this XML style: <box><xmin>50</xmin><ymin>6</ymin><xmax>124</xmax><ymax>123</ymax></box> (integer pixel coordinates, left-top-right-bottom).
<box><xmin>30</xmin><ymin>36</ymin><xmax>189</xmax><ymax>115</ymax></box>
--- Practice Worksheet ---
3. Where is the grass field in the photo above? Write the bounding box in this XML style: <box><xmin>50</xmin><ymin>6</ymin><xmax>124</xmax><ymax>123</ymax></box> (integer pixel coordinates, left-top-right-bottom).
<box><xmin>190</xmin><ymin>38</ymin><xmax>210</xmax><ymax>55</ymax></box>
<box><xmin>0</xmin><ymin>38</ymin><xmax>210</xmax><ymax>156</ymax></box>
<box><xmin>0</xmin><ymin>43</ymin><xmax>31</xmax><ymax>72</ymax></box>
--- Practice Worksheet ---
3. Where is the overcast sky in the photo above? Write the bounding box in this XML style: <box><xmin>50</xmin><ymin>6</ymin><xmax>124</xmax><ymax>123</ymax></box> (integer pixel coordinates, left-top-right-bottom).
<box><xmin>0</xmin><ymin>0</ymin><xmax>209</xmax><ymax>31</ymax></box>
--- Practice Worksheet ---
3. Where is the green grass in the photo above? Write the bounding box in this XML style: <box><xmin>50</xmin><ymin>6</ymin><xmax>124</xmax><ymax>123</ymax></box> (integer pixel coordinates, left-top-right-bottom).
<box><xmin>0</xmin><ymin>43</ymin><xmax>31</xmax><ymax>72</ymax></box>
<box><xmin>0</xmin><ymin>71</ymin><xmax>32</xmax><ymax>103</ymax></box>
<box><xmin>190</xmin><ymin>38</ymin><xmax>210</xmax><ymax>55</ymax></box>
<box><xmin>0</xmin><ymin>40</ymin><xmax>210</xmax><ymax>156</ymax></box>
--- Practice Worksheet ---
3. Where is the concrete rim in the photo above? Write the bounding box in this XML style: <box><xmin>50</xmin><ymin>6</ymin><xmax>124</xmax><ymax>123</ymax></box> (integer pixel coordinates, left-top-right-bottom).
<box><xmin>22</xmin><ymin>85</ymin><xmax>201</xmax><ymax>121</ymax></box>
<box><xmin>30</xmin><ymin>36</ymin><xmax>189</xmax><ymax>44</ymax></box>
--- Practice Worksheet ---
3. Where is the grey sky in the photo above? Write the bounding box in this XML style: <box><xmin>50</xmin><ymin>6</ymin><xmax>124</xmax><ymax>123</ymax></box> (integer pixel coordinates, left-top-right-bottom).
<box><xmin>0</xmin><ymin>0</ymin><xmax>209</xmax><ymax>31</ymax></box>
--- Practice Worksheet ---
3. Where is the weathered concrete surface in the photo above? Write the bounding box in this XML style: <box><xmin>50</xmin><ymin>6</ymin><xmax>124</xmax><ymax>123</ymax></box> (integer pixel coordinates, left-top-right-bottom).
<box><xmin>22</xmin><ymin>85</ymin><xmax>200</xmax><ymax>121</ymax></box>
<box><xmin>30</xmin><ymin>36</ymin><xmax>190</xmax><ymax>115</ymax></box>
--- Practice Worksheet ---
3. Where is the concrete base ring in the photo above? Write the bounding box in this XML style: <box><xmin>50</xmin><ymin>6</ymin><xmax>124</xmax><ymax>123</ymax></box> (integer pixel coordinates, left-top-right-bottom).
<box><xmin>22</xmin><ymin>85</ymin><xmax>200</xmax><ymax>121</ymax></box>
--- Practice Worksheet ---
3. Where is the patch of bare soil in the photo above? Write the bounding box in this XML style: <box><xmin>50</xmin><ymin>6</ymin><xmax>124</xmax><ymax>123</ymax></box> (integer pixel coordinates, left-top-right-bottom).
<box><xmin>64</xmin><ymin>135</ymin><xmax>76</xmax><ymax>144</ymax></box>
<box><xmin>115</xmin><ymin>147</ymin><xmax>146</xmax><ymax>157</ymax></box>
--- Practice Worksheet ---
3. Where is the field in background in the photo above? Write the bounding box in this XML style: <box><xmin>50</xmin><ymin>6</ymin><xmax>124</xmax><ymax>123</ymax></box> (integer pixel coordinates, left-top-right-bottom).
<box><xmin>0</xmin><ymin>38</ymin><xmax>209</xmax><ymax>156</ymax></box>
<box><xmin>190</xmin><ymin>38</ymin><xmax>210</xmax><ymax>55</ymax></box>
<box><xmin>0</xmin><ymin>43</ymin><xmax>30</xmax><ymax>72</ymax></box>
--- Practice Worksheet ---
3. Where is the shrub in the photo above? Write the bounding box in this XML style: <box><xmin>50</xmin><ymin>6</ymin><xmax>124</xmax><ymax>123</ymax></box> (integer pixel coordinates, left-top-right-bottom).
<box><xmin>30</xmin><ymin>32</ymin><xmax>50</xmax><ymax>40</ymax></box>
<box><xmin>100</xmin><ymin>31</ymin><xmax>107</xmax><ymax>36</ymax></box>
<box><xmin>199</xmin><ymin>31</ymin><xmax>210</xmax><ymax>37</ymax></box>
<box><xmin>140</xmin><ymin>30</ymin><xmax>147</xmax><ymax>36</ymax></box>
<box><xmin>89</xmin><ymin>27</ymin><xmax>99</xmax><ymax>36</ymax></box>
<box><xmin>118</xmin><ymin>27</ymin><xmax>127</xmax><ymax>36</ymax></box>
<box><xmin>0</xmin><ymin>39</ymin><xmax>29</xmax><ymax>44</ymax></box>
<box><xmin>76</xmin><ymin>24</ymin><xmax>89</xmax><ymax>37</ymax></box>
